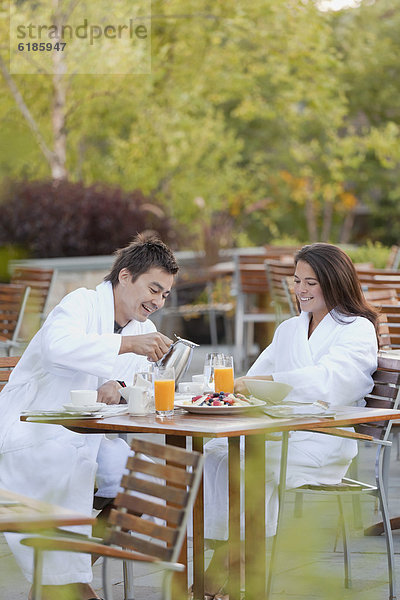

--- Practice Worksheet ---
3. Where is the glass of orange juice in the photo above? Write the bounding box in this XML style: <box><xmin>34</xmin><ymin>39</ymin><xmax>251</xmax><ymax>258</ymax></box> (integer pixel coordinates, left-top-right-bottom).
<box><xmin>154</xmin><ymin>366</ymin><xmax>175</xmax><ymax>416</ymax></box>
<box><xmin>214</xmin><ymin>355</ymin><xmax>234</xmax><ymax>394</ymax></box>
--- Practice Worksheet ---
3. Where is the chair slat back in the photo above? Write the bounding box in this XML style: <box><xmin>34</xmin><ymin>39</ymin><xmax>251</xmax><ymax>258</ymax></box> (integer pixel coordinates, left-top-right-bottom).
<box><xmin>364</xmin><ymin>288</ymin><xmax>399</xmax><ymax>306</ymax></box>
<box><xmin>234</xmin><ymin>255</ymin><xmax>270</xmax><ymax>295</ymax></box>
<box><xmin>264</xmin><ymin>259</ymin><xmax>296</xmax><ymax>313</ymax></box>
<box><xmin>10</xmin><ymin>267</ymin><xmax>55</xmax><ymax>318</ymax></box>
<box><xmin>376</xmin><ymin>307</ymin><xmax>400</xmax><ymax>350</ymax></box>
<box><xmin>355</xmin><ymin>355</ymin><xmax>400</xmax><ymax>439</ymax></box>
<box><xmin>0</xmin><ymin>356</ymin><xmax>20</xmax><ymax>390</ymax></box>
<box><xmin>107</xmin><ymin>438</ymin><xmax>204</xmax><ymax>563</ymax></box>
<box><xmin>0</xmin><ymin>284</ymin><xmax>31</xmax><ymax>343</ymax></box>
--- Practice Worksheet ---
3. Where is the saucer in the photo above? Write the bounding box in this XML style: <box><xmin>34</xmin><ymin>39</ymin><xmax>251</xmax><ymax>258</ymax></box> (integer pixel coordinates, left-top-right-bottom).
<box><xmin>62</xmin><ymin>403</ymin><xmax>106</xmax><ymax>412</ymax></box>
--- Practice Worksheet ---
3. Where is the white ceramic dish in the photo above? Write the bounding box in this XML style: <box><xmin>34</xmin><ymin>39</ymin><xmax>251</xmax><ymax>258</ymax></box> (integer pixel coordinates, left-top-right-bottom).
<box><xmin>175</xmin><ymin>398</ymin><xmax>266</xmax><ymax>415</ymax></box>
<box><xmin>62</xmin><ymin>403</ymin><xmax>106</xmax><ymax>412</ymax></box>
<box><xmin>244</xmin><ymin>380</ymin><xmax>293</xmax><ymax>405</ymax></box>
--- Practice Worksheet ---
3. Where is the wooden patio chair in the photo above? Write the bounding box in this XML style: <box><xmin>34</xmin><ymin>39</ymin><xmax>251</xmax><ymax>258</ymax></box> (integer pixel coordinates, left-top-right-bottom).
<box><xmin>267</xmin><ymin>354</ymin><xmax>400</xmax><ymax>600</ymax></box>
<box><xmin>0</xmin><ymin>356</ymin><xmax>20</xmax><ymax>391</ymax></box>
<box><xmin>232</xmin><ymin>254</ymin><xmax>277</xmax><ymax>372</ymax></box>
<box><xmin>264</xmin><ymin>259</ymin><xmax>297</xmax><ymax>322</ymax></box>
<box><xmin>363</xmin><ymin>288</ymin><xmax>399</xmax><ymax>306</ymax></box>
<box><xmin>356</xmin><ymin>267</ymin><xmax>400</xmax><ymax>300</ymax></box>
<box><xmin>21</xmin><ymin>438</ymin><xmax>204</xmax><ymax>600</ymax></box>
<box><xmin>158</xmin><ymin>267</ymin><xmax>234</xmax><ymax>346</ymax></box>
<box><xmin>0</xmin><ymin>283</ymin><xmax>31</xmax><ymax>356</ymax></box>
<box><xmin>10</xmin><ymin>267</ymin><xmax>56</xmax><ymax>342</ymax></box>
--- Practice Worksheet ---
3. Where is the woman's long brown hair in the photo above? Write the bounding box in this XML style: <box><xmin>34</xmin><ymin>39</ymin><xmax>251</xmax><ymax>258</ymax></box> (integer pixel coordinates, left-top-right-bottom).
<box><xmin>294</xmin><ymin>243</ymin><xmax>379</xmax><ymax>331</ymax></box>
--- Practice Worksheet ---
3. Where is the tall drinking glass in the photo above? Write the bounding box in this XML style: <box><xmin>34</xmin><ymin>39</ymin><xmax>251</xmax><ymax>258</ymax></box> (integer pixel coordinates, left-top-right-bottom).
<box><xmin>154</xmin><ymin>366</ymin><xmax>175</xmax><ymax>416</ymax></box>
<box><xmin>214</xmin><ymin>355</ymin><xmax>234</xmax><ymax>394</ymax></box>
<box><xmin>203</xmin><ymin>352</ymin><xmax>224</xmax><ymax>392</ymax></box>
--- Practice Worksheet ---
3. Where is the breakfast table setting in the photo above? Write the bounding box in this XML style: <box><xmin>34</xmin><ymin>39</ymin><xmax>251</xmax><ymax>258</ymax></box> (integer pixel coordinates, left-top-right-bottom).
<box><xmin>19</xmin><ymin>343</ymin><xmax>400</xmax><ymax>600</ymax></box>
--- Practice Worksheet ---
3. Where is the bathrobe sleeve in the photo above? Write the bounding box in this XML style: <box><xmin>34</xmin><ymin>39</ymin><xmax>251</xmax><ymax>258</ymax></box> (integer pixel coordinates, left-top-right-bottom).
<box><xmin>40</xmin><ymin>288</ymin><xmax>121</xmax><ymax>380</ymax></box>
<box><xmin>247</xmin><ymin>313</ymin><xmax>377</xmax><ymax>407</ymax></box>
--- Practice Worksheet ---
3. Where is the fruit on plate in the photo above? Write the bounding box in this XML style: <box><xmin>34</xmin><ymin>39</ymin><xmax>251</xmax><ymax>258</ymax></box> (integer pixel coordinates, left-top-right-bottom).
<box><xmin>189</xmin><ymin>391</ymin><xmax>252</xmax><ymax>407</ymax></box>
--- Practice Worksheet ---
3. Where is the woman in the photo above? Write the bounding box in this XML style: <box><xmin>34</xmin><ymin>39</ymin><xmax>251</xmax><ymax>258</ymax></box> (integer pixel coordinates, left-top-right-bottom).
<box><xmin>203</xmin><ymin>243</ymin><xmax>379</xmax><ymax>598</ymax></box>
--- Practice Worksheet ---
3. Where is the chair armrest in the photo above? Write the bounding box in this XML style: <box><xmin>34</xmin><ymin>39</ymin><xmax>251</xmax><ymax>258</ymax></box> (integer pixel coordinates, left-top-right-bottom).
<box><xmin>306</xmin><ymin>427</ymin><xmax>373</xmax><ymax>441</ymax></box>
<box><xmin>305</xmin><ymin>427</ymin><xmax>392</xmax><ymax>446</ymax></box>
<box><xmin>20</xmin><ymin>534</ymin><xmax>184</xmax><ymax>570</ymax></box>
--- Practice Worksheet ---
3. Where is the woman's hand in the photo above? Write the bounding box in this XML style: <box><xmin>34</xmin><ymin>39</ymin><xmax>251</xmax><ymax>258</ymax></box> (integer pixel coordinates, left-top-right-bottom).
<box><xmin>97</xmin><ymin>380</ymin><xmax>122</xmax><ymax>405</ymax></box>
<box><xmin>234</xmin><ymin>376</ymin><xmax>251</xmax><ymax>395</ymax></box>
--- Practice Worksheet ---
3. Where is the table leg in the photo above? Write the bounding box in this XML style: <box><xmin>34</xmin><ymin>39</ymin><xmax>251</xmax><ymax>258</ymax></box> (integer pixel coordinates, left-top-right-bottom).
<box><xmin>228</xmin><ymin>437</ymin><xmax>241</xmax><ymax>600</ymax></box>
<box><xmin>165</xmin><ymin>435</ymin><xmax>188</xmax><ymax>598</ymax></box>
<box><xmin>192</xmin><ymin>437</ymin><xmax>205</xmax><ymax>600</ymax></box>
<box><xmin>245</xmin><ymin>434</ymin><xmax>266</xmax><ymax>599</ymax></box>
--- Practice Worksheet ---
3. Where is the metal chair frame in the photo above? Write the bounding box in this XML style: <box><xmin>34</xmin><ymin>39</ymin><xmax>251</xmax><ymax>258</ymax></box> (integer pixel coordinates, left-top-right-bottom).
<box><xmin>267</xmin><ymin>355</ymin><xmax>400</xmax><ymax>600</ymax></box>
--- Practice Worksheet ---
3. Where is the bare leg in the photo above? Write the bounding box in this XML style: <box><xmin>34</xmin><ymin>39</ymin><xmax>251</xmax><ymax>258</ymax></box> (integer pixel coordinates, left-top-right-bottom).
<box><xmin>203</xmin><ymin>542</ymin><xmax>229</xmax><ymax>596</ymax></box>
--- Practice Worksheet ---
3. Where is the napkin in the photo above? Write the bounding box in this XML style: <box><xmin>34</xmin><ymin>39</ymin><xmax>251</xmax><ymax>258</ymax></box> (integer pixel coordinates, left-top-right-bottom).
<box><xmin>263</xmin><ymin>402</ymin><xmax>335</xmax><ymax>419</ymax></box>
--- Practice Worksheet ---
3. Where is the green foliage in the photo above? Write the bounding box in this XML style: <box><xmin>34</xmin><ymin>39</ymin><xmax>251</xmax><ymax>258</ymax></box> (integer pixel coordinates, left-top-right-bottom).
<box><xmin>346</xmin><ymin>241</ymin><xmax>392</xmax><ymax>269</ymax></box>
<box><xmin>0</xmin><ymin>180</ymin><xmax>176</xmax><ymax>257</ymax></box>
<box><xmin>1</xmin><ymin>0</ymin><xmax>400</xmax><ymax>251</ymax></box>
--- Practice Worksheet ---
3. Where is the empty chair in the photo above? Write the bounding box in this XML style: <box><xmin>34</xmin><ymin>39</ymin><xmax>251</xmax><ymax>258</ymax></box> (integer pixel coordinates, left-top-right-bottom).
<box><xmin>158</xmin><ymin>267</ymin><xmax>233</xmax><ymax>346</ymax></box>
<box><xmin>264</xmin><ymin>259</ymin><xmax>297</xmax><ymax>321</ymax></box>
<box><xmin>232</xmin><ymin>253</ymin><xmax>276</xmax><ymax>372</ymax></box>
<box><xmin>267</xmin><ymin>354</ymin><xmax>400</xmax><ymax>600</ymax></box>
<box><xmin>21</xmin><ymin>438</ymin><xmax>204</xmax><ymax>600</ymax></box>
<box><xmin>363</xmin><ymin>288</ymin><xmax>399</xmax><ymax>306</ymax></box>
<box><xmin>0</xmin><ymin>283</ymin><xmax>31</xmax><ymax>356</ymax></box>
<box><xmin>0</xmin><ymin>356</ymin><xmax>20</xmax><ymax>390</ymax></box>
<box><xmin>10</xmin><ymin>267</ymin><xmax>56</xmax><ymax>337</ymax></box>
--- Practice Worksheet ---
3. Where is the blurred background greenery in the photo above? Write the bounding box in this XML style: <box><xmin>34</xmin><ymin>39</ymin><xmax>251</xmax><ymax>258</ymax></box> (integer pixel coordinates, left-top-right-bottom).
<box><xmin>0</xmin><ymin>0</ymin><xmax>399</xmax><ymax>260</ymax></box>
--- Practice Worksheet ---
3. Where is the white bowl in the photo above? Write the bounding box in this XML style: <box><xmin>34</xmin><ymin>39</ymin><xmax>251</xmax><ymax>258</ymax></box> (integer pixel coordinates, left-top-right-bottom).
<box><xmin>244</xmin><ymin>379</ymin><xmax>293</xmax><ymax>405</ymax></box>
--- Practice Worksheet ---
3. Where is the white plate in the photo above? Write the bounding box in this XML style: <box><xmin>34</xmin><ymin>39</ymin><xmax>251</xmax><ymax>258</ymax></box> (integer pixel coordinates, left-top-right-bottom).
<box><xmin>62</xmin><ymin>403</ymin><xmax>107</xmax><ymax>412</ymax></box>
<box><xmin>175</xmin><ymin>398</ymin><xmax>266</xmax><ymax>415</ymax></box>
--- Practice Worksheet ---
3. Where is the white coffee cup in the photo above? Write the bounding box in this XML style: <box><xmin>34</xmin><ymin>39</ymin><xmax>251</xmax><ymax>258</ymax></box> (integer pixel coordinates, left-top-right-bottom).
<box><xmin>127</xmin><ymin>386</ymin><xmax>148</xmax><ymax>416</ymax></box>
<box><xmin>70</xmin><ymin>389</ymin><xmax>98</xmax><ymax>406</ymax></box>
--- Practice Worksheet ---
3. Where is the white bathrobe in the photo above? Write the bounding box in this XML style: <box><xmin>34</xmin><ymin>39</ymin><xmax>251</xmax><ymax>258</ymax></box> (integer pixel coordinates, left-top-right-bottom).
<box><xmin>204</xmin><ymin>310</ymin><xmax>378</xmax><ymax>539</ymax></box>
<box><xmin>0</xmin><ymin>281</ymin><xmax>154</xmax><ymax>585</ymax></box>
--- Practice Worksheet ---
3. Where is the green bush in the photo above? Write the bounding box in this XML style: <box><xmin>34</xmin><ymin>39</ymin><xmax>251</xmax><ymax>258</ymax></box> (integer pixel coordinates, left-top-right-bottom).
<box><xmin>0</xmin><ymin>180</ymin><xmax>177</xmax><ymax>258</ymax></box>
<box><xmin>346</xmin><ymin>241</ymin><xmax>392</xmax><ymax>269</ymax></box>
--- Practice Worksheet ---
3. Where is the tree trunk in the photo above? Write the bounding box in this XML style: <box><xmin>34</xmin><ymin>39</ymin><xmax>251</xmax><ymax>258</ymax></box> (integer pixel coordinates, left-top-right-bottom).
<box><xmin>304</xmin><ymin>180</ymin><xmax>318</xmax><ymax>242</ymax></box>
<box><xmin>51</xmin><ymin>0</ymin><xmax>68</xmax><ymax>180</ymax></box>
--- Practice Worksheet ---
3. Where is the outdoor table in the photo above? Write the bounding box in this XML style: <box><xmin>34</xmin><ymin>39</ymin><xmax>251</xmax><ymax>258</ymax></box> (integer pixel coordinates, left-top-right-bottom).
<box><xmin>21</xmin><ymin>405</ymin><xmax>400</xmax><ymax>600</ymax></box>
<box><xmin>0</xmin><ymin>487</ymin><xmax>95</xmax><ymax>532</ymax></box>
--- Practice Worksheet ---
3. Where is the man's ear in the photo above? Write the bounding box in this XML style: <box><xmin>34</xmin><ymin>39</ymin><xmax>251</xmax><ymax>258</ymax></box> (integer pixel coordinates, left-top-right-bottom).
<box><xmin>118</xmin><ymin>268</ymin><xmax>131</xmax><ymax>286</ymax></box>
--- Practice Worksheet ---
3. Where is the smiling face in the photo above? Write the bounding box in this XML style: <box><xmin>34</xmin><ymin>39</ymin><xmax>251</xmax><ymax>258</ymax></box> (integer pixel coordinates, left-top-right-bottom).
<box><xmin>114</xmin><ymin>267</ymin><xmax>174</xmax><ymax>325</ymax></box>
<box><xmin>293</xmin><ymin>259</ymin><xmax>328</xmax><ymax>322</ymax></box>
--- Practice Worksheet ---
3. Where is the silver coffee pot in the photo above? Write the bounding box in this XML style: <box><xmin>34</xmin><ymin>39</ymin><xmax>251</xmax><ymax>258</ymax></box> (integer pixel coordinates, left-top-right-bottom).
<box><xmin>155</xmin><ymin>334</ymin><xmax>199</xmax><ymax>386</ymax></box>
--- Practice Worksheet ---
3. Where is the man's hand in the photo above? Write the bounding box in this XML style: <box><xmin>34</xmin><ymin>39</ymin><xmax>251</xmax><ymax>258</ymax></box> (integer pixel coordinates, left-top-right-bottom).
<box><xmin>119</xmin><ymin>332</ymin><xmax>173</xmax><ymax>362</ymax></box>
<box><xmin>97</xmin><ymin>380</ymin><xmax>122</xmax><ymax>405</ymax></box>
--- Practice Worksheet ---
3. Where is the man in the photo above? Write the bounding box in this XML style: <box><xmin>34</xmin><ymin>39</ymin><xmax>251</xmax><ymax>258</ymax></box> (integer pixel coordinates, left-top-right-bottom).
<box><xmin>0</xmin><ymin>234</ymin><xmax>178</xmax><ymax>600</ymax></box>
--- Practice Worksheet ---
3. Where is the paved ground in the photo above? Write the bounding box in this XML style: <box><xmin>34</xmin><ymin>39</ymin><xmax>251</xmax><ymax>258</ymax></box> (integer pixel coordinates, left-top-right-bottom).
<box><xmin>2</xmin><ymin>345</ymin><xmax>400</xmax><ymax>599</ymax></box>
